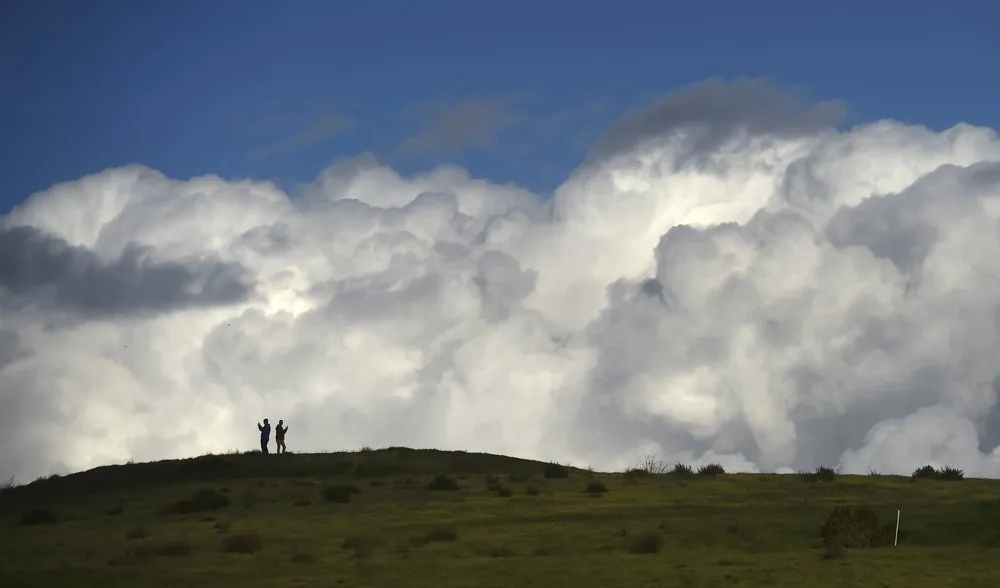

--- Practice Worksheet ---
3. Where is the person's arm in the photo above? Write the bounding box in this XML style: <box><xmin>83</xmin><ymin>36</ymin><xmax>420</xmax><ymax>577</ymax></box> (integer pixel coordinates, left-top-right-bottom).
<box><xmin>258</xmin><ymin>423</ymin><xmax>262</xmax><ymax>431</ymax></box>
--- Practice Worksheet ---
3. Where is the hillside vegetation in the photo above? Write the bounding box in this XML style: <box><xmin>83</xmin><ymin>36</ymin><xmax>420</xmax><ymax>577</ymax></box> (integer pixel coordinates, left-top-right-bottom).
<box><xmin>1</xmin><ymin>447</ymin><xmax>999</xmax><ymax>587</ymax></box>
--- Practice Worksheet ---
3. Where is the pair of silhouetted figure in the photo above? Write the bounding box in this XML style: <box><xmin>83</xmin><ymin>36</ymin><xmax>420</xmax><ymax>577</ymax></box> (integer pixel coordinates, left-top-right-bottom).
<box><xmin>257</xmin><ymin>418</ymin><xmax>288</xmax><ymax>455</ymax></box>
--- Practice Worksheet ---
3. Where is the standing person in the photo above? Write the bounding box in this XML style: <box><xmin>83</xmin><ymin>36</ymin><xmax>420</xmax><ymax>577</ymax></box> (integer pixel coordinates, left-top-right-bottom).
<box><xmin>275</xmin><ymin>420</ymin><xmax>288</xmax><ymax>454</ymax></box>
<box><xmin>257</xmin><ymin>419</ymin><xmax>271</xmax><ymax>455</ymax></box>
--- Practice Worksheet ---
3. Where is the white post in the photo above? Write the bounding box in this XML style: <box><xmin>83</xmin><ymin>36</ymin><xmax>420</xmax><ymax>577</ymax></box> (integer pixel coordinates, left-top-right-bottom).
<box><xmin>894</xmin><ymin>509</ymin><xmax>900</xmax><ymax>547</ymax></box>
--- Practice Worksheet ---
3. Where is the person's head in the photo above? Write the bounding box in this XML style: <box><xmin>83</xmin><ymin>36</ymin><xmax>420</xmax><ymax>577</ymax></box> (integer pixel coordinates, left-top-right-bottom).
<box><xmin>263</xmin><ymin>418</ymin><xmax>268</xmax><ymax>424</ymax></box>
<box><xmin>279</xmin><ymin>420</ymin><xmax>283</xmax><ymax>425</ymax></box>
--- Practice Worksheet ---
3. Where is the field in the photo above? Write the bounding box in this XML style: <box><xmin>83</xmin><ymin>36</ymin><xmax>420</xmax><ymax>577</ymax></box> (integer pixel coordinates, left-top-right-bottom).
<box><xmin>1</xmin><ymin>448</ymin><xmax>999</xmax><ymax>588</ymax></box>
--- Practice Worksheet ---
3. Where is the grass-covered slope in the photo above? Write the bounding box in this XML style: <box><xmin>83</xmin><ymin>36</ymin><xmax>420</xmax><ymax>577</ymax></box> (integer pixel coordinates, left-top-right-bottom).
<box><xmin>1</xmin><ymin>448</ymin><xmax>999</xmax><ymax>588</ymax></box>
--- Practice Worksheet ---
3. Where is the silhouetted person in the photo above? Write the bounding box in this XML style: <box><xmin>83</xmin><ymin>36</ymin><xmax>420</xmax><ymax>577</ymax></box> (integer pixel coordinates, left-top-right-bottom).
<box><xmin>275</xmin><ymin>420</ymin><xmax>288</xmax><ymax>454</ymax></box>
<box><xmin>258</xmin><ymin>419</ymin><xmax>271</xmax><ymax>455</ymax></box>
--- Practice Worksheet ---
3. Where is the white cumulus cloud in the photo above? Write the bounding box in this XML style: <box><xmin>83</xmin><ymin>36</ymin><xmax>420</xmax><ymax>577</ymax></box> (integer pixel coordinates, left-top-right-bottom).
<box><xmin>3</xmin><ymin>78</ymin><xmax>1000</xmax><ymax>481</ymax></box>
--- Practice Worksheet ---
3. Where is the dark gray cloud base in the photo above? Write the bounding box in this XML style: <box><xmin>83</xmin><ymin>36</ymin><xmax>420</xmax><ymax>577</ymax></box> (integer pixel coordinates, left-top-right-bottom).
<box><xmin>0</xmin><ymin>225</ymin><xmax>253</xmax><ymax>317</ymax></box>
<box><xmin>3</xmin><ymin>78</ymin><xmax>1000</xmax><ymax>482</ymax></box>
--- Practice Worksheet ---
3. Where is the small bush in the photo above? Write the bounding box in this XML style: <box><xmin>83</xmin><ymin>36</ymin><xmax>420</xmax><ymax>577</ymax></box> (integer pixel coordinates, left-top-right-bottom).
<box><xmin>813</xmin><ymin>466</ymin><xmax>837</xmax><ymax>482</ymax></box>
<box><xmin>637</xmin><ymin>453</ymin><xmax>670</xmax><ymax>474</ymax></box>
<box><xmin>628</xmin><ymin>532</ymin><xmax>662</xmax><ymax>554</ymax></box>
<box><xmin>130</xmin><ymin>539</ymin><xmax>192</xmax><ymax>559</ymax></box>
<box><xmin>819</xmin><ymin>506</ymin><xmax>893</xmax><ymax>549</ymax></box>
<box><xmin>496</xmin><ymin>486</ymin><xmax>513</xmax><ymax>497</ymax></box>
<box><xmin>222</xmin><ymin>531</ymin><xmax>263</xmax><ymax>554</ymax></box>
<box><xmin>543</xmin><ymin>463</ymin><xmax>570</xmax><ymax>479</ymax></box>
<box><xmin>341</xmin><ymin>535</ymin><xmax>384</xmax><ymax>558</ymax></box>
<box><xmin>106</xmin><ymin>504</ymin><xmax>124</xmax><ymax>516</ymax></box>
<box><xmin>484</xmin><ymin>474</ymin><xmax>503</xmax><ymax>491</ymax></box>
<box><xmin>937</xmin><ymin>466</ymin><xmax>965</xmax><ymax>481</ymax></box>
<box><xmin>489</xmin><ymin>546</ymin><xmax>516</xmax><ymax>557</ymax></box>
<box><xmin>910</xmin><ymin>464</ymin><xmax>966</xmax><ymax>481</ymax></box>
<box><xmin>725</xmin><ymin>521</ymin><xmax>744</xmax><ymax>534</ymax></box>
<box><xmin>525</xmin><ymin>486</ymin><xmax>540</xmax><ymax>496</ymax></box>
<box><xmin>125</xmin><ymin>526</ymin><xmax>151</xmax><ymax>540</ymax></box>
<box><xmin>166</xmin><ymin>488</ymin><xmax>231</xmax><ymax>514</ymax></box>
<box><xmin>412</xmin><ymin>527</ymin><xmax>458</xmax><ymax>546</ymax></box>
<box><xmin>670</xmin><ymin>463</ymin><xmax>693</xmax><ymax>476</ymax></box>
<box><xmin>585</xmin><ymin>480</ymin><xmax>608</xmax><ymax>495</ymax></box>
<box><xmin>509</xmin><ymin>473</ymin><xmax>529</xmax><ymax>483</ymax></box>
<box><xmin>19</xmin><ymin>508</ymin><xmax>56</xmax><ymax>525</ymax></box>
<box><xmin>322</xmin><ymin>484</ymin><xmax>360</xmax><ymax>503</ymax></box>
<box><xmin>427</xmin><ymin>474</ymin><xmax>460</xmax><ymax>491</ymax></box>
<box><xmin>292</xmin><ymin>499</ymin><xmax>311</xmax><ymax>507</ymax></box>
<box><xmin>624</xmin><ymin>467</ymin><xmax>652</xmax><ymax>478</ymax></box>
<box><xmin>697</xmin><ymin>463</ymin><xmax>726</xmax><ymax>476</ymax></box>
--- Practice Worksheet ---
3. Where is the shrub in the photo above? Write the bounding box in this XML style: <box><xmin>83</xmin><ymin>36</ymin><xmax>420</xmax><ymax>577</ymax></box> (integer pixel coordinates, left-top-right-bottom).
<box><xmin>697</xmin><ymin>463</ymin><xmax>726</xmax><ymax>476</ymax></box>
<box><xmin>725</xmin><ymin>521</ymin><xmax>744</xmax><ymax>534</ymax></box>
<box><xmin>628</xmin><ymin>532</ymin><xmax>662</xmax><ymax>554</ymax></box>
<box><xmin>543</xmin><ymin>463</ymin><xmax>570</xmax><ymax>479</ymax></box>
<box><xmin>341</xmin><ymin>535</ymin><xmax>384</xmax><ymax>558</ymax></box>
<box><xmin>496</xmin><ymin>486</ymin><xmax>513</xmax><ymax>498</ymax></box>
<box><xmin>819</xmin><ymin>506</ymin><xmax>893</xmax><ymax>549</ymax></box>
<box><xmin>292</xmin><ymin>499</ymin><xmax>311</xmax><ymax>507</ymax></box>
<box><xmin>624</xmin><ymin>467</ymin><xmax>652</xmax><ymax>478</ymax></box>
<box><xmin>427</xmin><ymin>474</ymin><xmax>460</xmax><ymax>491</ymax></box>
<box><xmin>670</xmin><ymin>463</ymin><xmax>693</xmax><ymax>476</ymax></box>
<box><xmin>937</xmin><ymin>466</ymin><xmax>965</xmax><ymax>481</ymax></box>
<box><xmin>484</xmin><ymin>474</ymin><xmax>503</xmax><ymax>491</ymax></box>
<box><xmin>412</xmin><ymin>527</ymin><xmax>458</xmax><ymax>546</ymax></box>
<box><xmin>525</xmin><ymin>486</ymin><xmax>540</xmax><ymax>496</ymax></box>
<box><xmin>291</xmin><ymin>551</ymin><xmax>315</xmax><ymax>563</ymax></box>
<box><xmin>222</xmin><ymin>531</ymin><xmax>263</xmax><ymax>554</ymax></box>
<box><xmin>130</xmin><ymin>539</ymin><xmax>192</xmax><ymax>559</ymax></box>
<box><xmin>585</xmin><ymin>480</ymin><xmax>608</xmax><ymax>495</ymax></box>
<box><xmin>106</xmin><ymin>504</ymin><xmax>124</xmax><ymax>516</ymax></box>
<box><xmin>19</xmin><ymin>508</ymin><xmax>56</xmax><ymax>525</ymax></box>
<box><xmin>322</xmin><ymin>484</ymin><xmax>360</xmax><ymax>503</ymax></box>
<box><xmin>813</xmin><ymin>466</ymin><xmax>837</xmax><ymax>482</ymax></box>
<box><xmin>638</xmin><ymin>453</ymin><xmax>670</xmax><ymax>474</ymax></box>
<box><xmin>166</xmin><ymin>488</ymin><xmax>230</xmax><ymax>514</ymax></box>
<box><xmin>509</xmin><ymin>473</ymin><xmax>529</xmax><ymax>483</ymax></box>
<box><xmin>910</xmin><ymin>464</ymin><xmax>965</xmax><ymax>481</ymax></box>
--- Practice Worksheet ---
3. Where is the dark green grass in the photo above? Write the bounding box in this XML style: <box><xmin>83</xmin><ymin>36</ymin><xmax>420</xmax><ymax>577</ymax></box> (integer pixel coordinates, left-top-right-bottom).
<box><xmin>1</xmin><ymin>449</ymin><xmax>999</xmax><ymax>588</ymax></box>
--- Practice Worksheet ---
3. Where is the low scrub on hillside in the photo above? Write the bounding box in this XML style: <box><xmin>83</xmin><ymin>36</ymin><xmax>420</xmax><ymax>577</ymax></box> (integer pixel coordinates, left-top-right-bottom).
<box><xmin>164</xmin><ymin>488</ymin><xmax>230</xmax><ymax>514</ymax></box>
<box><xmin>912</xmin><ymin>465</ymin><xmax>965</xmax><ymax>481</ymax></box>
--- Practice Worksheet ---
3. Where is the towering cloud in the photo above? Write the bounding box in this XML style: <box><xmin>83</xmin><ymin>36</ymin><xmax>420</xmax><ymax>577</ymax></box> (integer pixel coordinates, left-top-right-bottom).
<box><xmin>3</xmin><ymin>79</ymin><xmax>1000</xmax><ymax>481</ymax></box>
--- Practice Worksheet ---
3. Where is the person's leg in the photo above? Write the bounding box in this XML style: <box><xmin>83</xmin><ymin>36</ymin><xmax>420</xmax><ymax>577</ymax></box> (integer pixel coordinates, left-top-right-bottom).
<box><xmin>278</xmin><ymin>439</ymin><xmax>286</xmax><ymax>453</ymax></box>
<box><xmin>261</xmin><ymin>439</ymin><xmax>268</xmax><ymax>455</ymax></box>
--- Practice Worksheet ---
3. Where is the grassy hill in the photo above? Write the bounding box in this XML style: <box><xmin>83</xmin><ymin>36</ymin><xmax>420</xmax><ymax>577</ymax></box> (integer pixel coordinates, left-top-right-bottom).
<box><xmin>1</xmin><ymin>447</ymin><xmax>999</xmax><ymax>588</ymax></box>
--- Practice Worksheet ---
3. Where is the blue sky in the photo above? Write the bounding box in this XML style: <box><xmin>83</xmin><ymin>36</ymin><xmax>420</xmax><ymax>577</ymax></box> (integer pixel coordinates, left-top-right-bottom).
<box><xmin>1</xmin><ymin>0</ymin><xmax>997</xmax><ymax>213</ymax></box>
